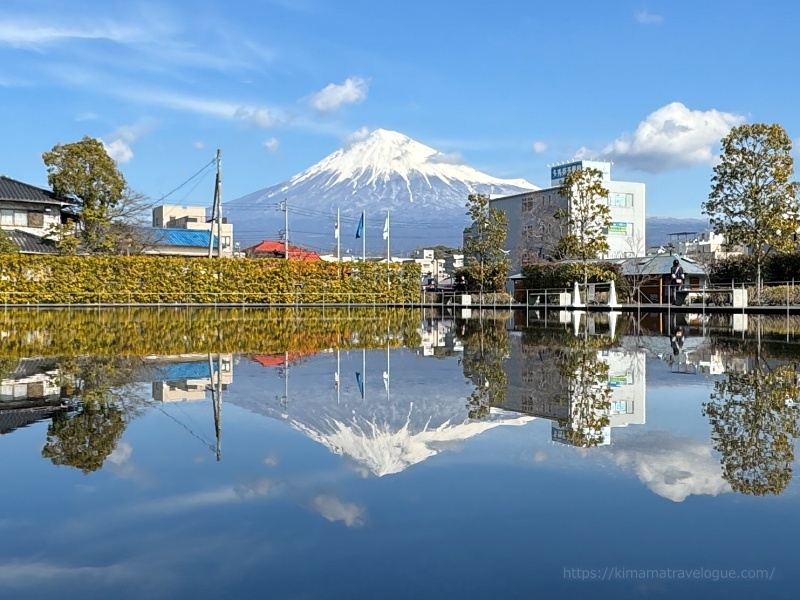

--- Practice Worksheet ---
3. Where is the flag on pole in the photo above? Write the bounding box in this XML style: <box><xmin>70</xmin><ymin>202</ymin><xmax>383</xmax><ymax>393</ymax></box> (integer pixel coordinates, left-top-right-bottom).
<box><xmin>334</xmin><ymin>221</ymin><xmax>339</xmax><ymax>239</ymax></box>
<box><xmin>355</xmin><ymin>372</ymin><xmax>364</xmax><ymax>399</ymax></box>
<box><xmin>355</xmin><ymin>213</ymin><xmax>364</xmax><ymax>239</ymax></box>
<box><xmin>383</xmin><ymin>214</ymin><xmax>389</xmax><ymax>240</ymax></box>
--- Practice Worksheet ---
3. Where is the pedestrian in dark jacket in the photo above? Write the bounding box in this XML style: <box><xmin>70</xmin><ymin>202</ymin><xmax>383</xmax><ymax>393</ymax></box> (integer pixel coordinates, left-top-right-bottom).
<box><xmin>670</xmin><ymin>259</ymin><xmax>685</xmax><ymax>304</ymax></box>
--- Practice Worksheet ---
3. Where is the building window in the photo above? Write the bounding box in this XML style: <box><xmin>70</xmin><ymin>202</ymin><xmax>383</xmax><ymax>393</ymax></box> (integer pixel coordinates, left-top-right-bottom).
<box><xmin>1</xmin><ymin>209</ymin><xmax>28</xmax><ymax>227</ymax></box>
<box><xmin>608</xmin><ymin>192</ymin><xmax>633</xmax><ymax>207</ymax></box>
<box><xmin>222</xmin><ymin>236</ymin><xmax>231</xmax><ymax>248</ymax></box>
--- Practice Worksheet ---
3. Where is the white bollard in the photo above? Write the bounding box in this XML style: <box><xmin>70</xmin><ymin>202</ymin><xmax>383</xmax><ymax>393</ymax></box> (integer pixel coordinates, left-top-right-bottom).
<box><xmin>608</xmin><ymin>280</ymin><xmax>620</xmax><ymax>309</ymax></box>
<box><xmin>572</xmin><ymin>282</ymin><xmax>584</xmax><ymax>308</ymax></box>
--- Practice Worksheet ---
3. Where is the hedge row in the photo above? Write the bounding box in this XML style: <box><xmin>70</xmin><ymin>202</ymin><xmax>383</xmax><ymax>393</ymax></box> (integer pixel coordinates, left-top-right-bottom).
<box><xmin>710</xmin><ymin>253</ymin><xmax>800</xmax><ymax>284</ymax></box>
<box><xmin>520</xmin><ymin>262</ymin><xmax>629</xmax><ymax>297</ymax></box>
<box><xmin>0</xmin><ymin>307</ymin><xmax>422</xmax><ymax>358</ymax></box>
<box><xmin>0</xmin><ymin>255</ymin><xmax>422</xmax><ymax>304</ymax></box>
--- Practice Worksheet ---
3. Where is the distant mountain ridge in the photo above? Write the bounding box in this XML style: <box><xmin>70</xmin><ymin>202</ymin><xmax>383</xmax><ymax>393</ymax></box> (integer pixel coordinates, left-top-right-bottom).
<box><xmin>224</xmin><ymin>129</ymin><xmax>537</xmax><ymax>252</ymax></box>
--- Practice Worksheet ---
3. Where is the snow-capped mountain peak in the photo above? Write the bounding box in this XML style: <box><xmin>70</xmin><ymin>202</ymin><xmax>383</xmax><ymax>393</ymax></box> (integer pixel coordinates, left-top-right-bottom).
<box><xmin>225</xmin><ymin>128</ymin><xmax>539</xmax><ymax>249</ymax></box>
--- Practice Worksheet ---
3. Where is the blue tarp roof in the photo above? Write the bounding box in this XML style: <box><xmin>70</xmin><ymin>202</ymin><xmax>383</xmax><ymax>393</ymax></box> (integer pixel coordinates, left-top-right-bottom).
<box><xmin>153</xmin><ymin>361</ymin><xmax>215</xmax><ymax>381</ymax></box>
<box><xmin>149</xmin><ymin>228</ymin><xmax>217</xmax><ymax>247</ymax></box>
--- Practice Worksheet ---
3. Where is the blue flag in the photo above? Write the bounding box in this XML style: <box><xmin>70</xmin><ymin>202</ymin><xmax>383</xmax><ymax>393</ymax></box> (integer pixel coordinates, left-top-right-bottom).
<box><xmin>355</xmin><ymin>213</ymin><xmax>364</xmax><ymax>239</ymax></box>
<box><xmin>355</xmin><ymin>372</ymin><xmax>364</xmax><ymax>399</ymax></box>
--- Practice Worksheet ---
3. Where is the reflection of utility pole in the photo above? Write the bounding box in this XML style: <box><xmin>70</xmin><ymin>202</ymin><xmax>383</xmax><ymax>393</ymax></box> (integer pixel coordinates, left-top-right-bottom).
<box><xmin>277</xmin><ymin>351</ymin><xmax>289</xmax><ymax>410</ymax></box>
<box><xmin>208</xmin><ymin>353</ymin><xmax>222</xmax><ymax>461</ymax></box>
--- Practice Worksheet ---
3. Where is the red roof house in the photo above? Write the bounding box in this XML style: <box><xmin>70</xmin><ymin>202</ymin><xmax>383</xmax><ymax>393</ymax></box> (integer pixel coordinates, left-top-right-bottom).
<box><xmin>245</xmin><ymin>240</ymin><xmax>321</xmax><ymax>261</ymax></box>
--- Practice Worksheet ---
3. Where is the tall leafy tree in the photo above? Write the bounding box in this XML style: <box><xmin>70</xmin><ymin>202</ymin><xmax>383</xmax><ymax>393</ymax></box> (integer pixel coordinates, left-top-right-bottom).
<box><xmin>463</xmin><ymin>193</ymin><xmax>509</xmax><ymax>296</ymax></box>
<box><xmin>42</xmin><ymin>136</ymin><xmax>127</xmax><ymax>253</ymax></box>
<box><xmin>702</xmin><ymin>123</ymin><xmax>800</xmax><ymax>298</ymax></box>
<box><xmin>555</xmin><ymin>167</ymin><xmax>612</xmax><ymax>299</ymax></box>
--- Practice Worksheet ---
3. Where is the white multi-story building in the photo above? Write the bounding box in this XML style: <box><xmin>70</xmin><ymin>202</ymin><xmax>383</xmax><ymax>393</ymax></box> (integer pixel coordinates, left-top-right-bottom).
<box><xmin>488</xmin><ymin>161</ymin><xmax>646</xmax><ymax>273</ymax></box>
<box><xmin>153</xmin><ymin>205</ymin><xmax>234</xmax><ymax>257</ymax></box>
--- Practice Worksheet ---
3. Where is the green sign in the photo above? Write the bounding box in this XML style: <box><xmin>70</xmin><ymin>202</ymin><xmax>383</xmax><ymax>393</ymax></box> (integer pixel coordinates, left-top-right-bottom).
<box><xmin>609</xmin><ymin>222</ymin><xmax>629</xmax><ymax>234</ymax></box>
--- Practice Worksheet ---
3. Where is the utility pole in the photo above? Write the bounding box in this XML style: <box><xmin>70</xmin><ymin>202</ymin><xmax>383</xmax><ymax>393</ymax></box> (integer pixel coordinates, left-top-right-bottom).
<box><xmin>215</xmin><ymin>150</ymin><xmax>222</xmax><ymax>258</ymax></box>
<box><xmin>280</xmin><ymin>198</ymin><xmax>289</xmax><ymax>259</ymax></box>
<box><xmin>337</xmin><ymin>207</ymin><xmax>341</xmax><ymax>261</ymax></box>
<box><xmin>207</xmin><ymin>149</ymin><xmax>221</xmax><ymax>259</ymax></box>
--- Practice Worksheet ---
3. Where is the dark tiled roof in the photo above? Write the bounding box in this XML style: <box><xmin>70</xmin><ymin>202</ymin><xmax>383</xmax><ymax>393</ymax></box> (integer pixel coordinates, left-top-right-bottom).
<box><xmin>3</xmin><ymin>229</ymin><xmax>58</xmax><ymax>254</ymax></box>
<box><xmin>0</xmin><ymin>175</ymin><xmax>70</xmax><ymax>206</ymax></box>
<box><xmin>0</xmin><ymin>406</ymin><xmax>63</xmax><ymax>435</ymax></box>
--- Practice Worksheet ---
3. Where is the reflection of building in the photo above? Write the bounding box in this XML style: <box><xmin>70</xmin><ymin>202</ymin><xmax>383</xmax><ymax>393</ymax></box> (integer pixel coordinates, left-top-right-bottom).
<box><xmin>419</xmin><ymin>318</ymin><xmax>463</xmax><ymax>357</ymax></box>
<box><xmin>147</xmin><ymin>355</ymin><xmax>233</xmax><ymax>402</ymax></box>
<box><xmin>501</xmin><ymin>337</ymin><xmax>646</xmax><ymax>446</ymax></box>
<box><xmin>1</xmin><ymin>358</ymin><xmax>66</xmax><ymax>436</ymax></box>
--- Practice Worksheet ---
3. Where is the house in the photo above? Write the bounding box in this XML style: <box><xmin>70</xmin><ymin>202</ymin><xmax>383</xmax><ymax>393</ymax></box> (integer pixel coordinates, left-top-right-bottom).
<box><xmin>245</xmin><ymin>240</ymin><xmax>321</xmax><ymax>261</ymax></box>
<box><xmin>152</xmin><ymin>205</ymin><xmax>234</xmax><ymax>258</ymax></box>
<box><xmin>0</xmin><ymin>175</ymin><xmax>75</xmax><ymax>253</ymax></box>
<box><xmin>621</xmin><ymin>254</ymin><xmax>708</xmax><ymax>304</ymax></box>
<box><xmin>141</xmin><ymin>228</ymin><xmax>219</xmax><ymax>258</ymax></box>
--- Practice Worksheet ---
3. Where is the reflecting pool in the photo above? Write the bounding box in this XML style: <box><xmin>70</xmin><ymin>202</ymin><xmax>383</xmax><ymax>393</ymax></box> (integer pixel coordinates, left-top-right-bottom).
<box><xmin>1</xmin><ymin>308</ymin><xmax>799</xmax><ymax>599</ymax></box>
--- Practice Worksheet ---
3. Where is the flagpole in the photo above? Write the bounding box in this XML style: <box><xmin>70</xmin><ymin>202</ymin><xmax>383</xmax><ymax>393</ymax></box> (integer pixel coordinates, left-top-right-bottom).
<box><xmin>337</xmin><ymin>207</ymin><xmax>341</xmax><ymax>262</ymax></box>
<box><xmin>386</xmin><ymin>210</ymin><xmax>390</xmax><ymax>288</ymax></box>
<box><xmin>362</xmin><ymin>210</ymin><xmax>366</xmax><ymax>262</ymax></box>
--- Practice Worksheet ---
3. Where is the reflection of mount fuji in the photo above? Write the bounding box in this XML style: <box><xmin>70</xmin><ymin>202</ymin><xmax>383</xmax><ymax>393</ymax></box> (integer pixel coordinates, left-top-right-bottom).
<box><xmin>231</xmin><ymin>350</ymin><xmax>534</xmax><ymax>476</ymax></box>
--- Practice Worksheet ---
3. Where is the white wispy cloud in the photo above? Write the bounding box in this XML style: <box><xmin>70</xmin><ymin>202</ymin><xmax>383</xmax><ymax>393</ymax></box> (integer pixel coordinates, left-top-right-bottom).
<box><xmin>347</xmin><ymin>126</ymin><xmax>372</xmax><ymax>143</ymax></box>
<box><xmin>311</xmin><ymin>494</ymin><xmax>366</xmax><ymax>527</ymax></box>
<box><xmin>635</xmin><ymin>10</ymin><xmax>663</xmax><ymax>25</ymax></box>
<box><xmin>234</xmin><ymin>106</ymin><xmax>282</xmax><ymax>128</ymax></box>
<box><xmin>532</xmin><ymin>141</ymin><xmax>548</xmax><ymax>154</ymax></box>
<box><xmin>263</xmin><ymin>137</ymin><xmax>280</xmax><ymax>154</ymax></box>
<box><xmin>100</xmin><ymin>121</ymin><xmax>155</xmax><ymax>164</ymax></box>
<box><xmin>576</xmin><ymin>102</ymin><xmax>745</xmax><ymax>172</ymax></box>
<box><xmin>428</xmin><ymin>151</ymin><xmax>466</xmax><ymax>165</ymax></box>
<box><xmin>309</xmin><ymin>77</ymin><xmax>369</xmax><ymax>112</ymax></box>
<box><xmin>0</xmin><ymin>18</ymin><xmax>150</xmax><ymax>49</ymax></box>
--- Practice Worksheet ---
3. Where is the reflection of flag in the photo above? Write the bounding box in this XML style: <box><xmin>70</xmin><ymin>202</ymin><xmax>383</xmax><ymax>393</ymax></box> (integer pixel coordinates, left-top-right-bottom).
<box><xmin>383</xmin><ymin>214</ymin><xmax>389</xmax><ymax>240</ymax></box>
<box><xmin>334</xmin><ymin>221</ymin><xmax>339</xmax><ymax>239</ymax></box>
<box><xmin>382</xmin><ymin>371</ymin><xmax>389</xmax><ymax>392</ymax></box>
<box><xmin>334</xmin><ymin>371</ymin><xmax>339</xmax><ymax>389</ymax></box>
<box><xmin>355</xmin><ymin>213</ymin><xmax>364</xmax><ymax>239</ymax></box>
<box><xmin>355</xmin><ymin>372</ymin><xmax>364</xmax><ymax>399</ymax></box>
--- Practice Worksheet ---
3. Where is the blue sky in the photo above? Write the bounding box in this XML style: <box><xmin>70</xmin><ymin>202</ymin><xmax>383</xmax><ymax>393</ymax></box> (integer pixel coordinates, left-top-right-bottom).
<box><xmin>1</xmin><ymin>0</ymin><xmax>798</xmax><ymax>219</ymax></box>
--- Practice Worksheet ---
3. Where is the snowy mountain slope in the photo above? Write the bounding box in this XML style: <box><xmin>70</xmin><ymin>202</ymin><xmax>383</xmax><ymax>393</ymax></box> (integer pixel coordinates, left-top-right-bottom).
<box><xmin>224</xmin><ymin>129</ymin><xmax>538</xmax><ymax>251</ymax></box>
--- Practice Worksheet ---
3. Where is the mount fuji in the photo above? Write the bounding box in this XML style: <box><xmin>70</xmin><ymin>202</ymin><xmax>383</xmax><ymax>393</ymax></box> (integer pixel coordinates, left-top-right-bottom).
<box><xmin>224</xmin><ymin>129</ymin><xmax>538</xmax><ymax>253</ymax></box>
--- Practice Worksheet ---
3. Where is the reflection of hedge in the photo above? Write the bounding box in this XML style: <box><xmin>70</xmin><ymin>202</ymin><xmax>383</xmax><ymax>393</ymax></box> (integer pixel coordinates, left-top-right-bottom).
<box><xmin>0</xmin><ymin>308</ymin><xmax>422</xmax><ymax>358</ymax></box>
<box><xmin>0</xmin><ymin>255</ymin><xmax>421</xmax><ymax>304</ymax></box>
<box><xmin>521</xmin><ymin>262</ymin><xmax>628</xmax><ymax>297</ymax></box>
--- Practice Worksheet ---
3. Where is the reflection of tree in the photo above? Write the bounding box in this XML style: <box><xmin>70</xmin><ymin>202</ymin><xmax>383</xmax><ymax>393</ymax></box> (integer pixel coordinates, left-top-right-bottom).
<box><xmin>41</xmin><ymin>357</ymin><xmax>146</xmax><ymax>473</ymax></box>
<box><xmin>554</xmin><ymin>342</ymin><xmax>612</xmax><ymax>448</ymax></box>
<box><xmin>459</xmin><ymin>318</ymin><xmax>509</xmax><ymax>420</ymax></box>
<box><xmin>42</xmin><ymin>404</ymin><xmax>126</xmax><ymax>474</ymax></box>
<box><xmin>703</xmin><ymin>362</ymin><xmax>800</xmax><ymax>496</ymax></box>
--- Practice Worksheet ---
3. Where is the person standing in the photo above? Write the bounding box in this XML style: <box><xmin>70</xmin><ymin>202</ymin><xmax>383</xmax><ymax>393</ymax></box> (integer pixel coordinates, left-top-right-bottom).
<box><xmin>670</xmin><ymin>259</ymin><xmax>685</xmax><ymax>305</ymax></box>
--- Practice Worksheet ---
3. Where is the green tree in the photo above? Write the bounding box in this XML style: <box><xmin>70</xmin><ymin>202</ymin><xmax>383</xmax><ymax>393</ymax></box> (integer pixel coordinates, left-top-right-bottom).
<box><xmin>463</xmin><ymin>193</ymin><xmax>510</xmax><ymax>296</ymax></box>
<box><xmin>553</xmin><ymin>341</ymin><xmax>612</xmax><ymax>448</ymax></box>
<box><xmin>459</xmin><ymin>317</ymin><xmax>509</xmax><ymax>419</ymax></box>
<box><xmin>703</xmin><ymin>362</ymin><xmax>800</xmax><ymax>496</ymax></box>
<box><xmin>42</xmin><ymin>136</ymin><xmax>127</xmax><ymax>253</ymax></box>
<box><xmin>42</xmin><ymin>403</ymin><xmax>126</xmax><ymax>474</ymax></box>
<box><xmin>555</xmin><ymin>167</ymin><xmax>612</xmax><ymax>300</ymax></box>
<box><xmin>702</xmin><ymin>123</ymin><xmax>800</xmax><ymax>300</ymax></box>
<box><xmin>0</xmin><ymin>228</ymin><xmax>18</xmax><ymax>254</ymax></box>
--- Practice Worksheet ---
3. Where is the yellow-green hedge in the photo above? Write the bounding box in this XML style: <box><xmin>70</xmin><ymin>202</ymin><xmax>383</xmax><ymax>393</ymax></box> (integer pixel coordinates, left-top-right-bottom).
<box><xmin>0</xmin><ymin>255</ymin><xmax>422</xmax><ymax>304</ymax></box>
<box><xmin>0</xmin><ymin>307</ymin><xmax>422</xmax><ymax>358</ymax></box>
